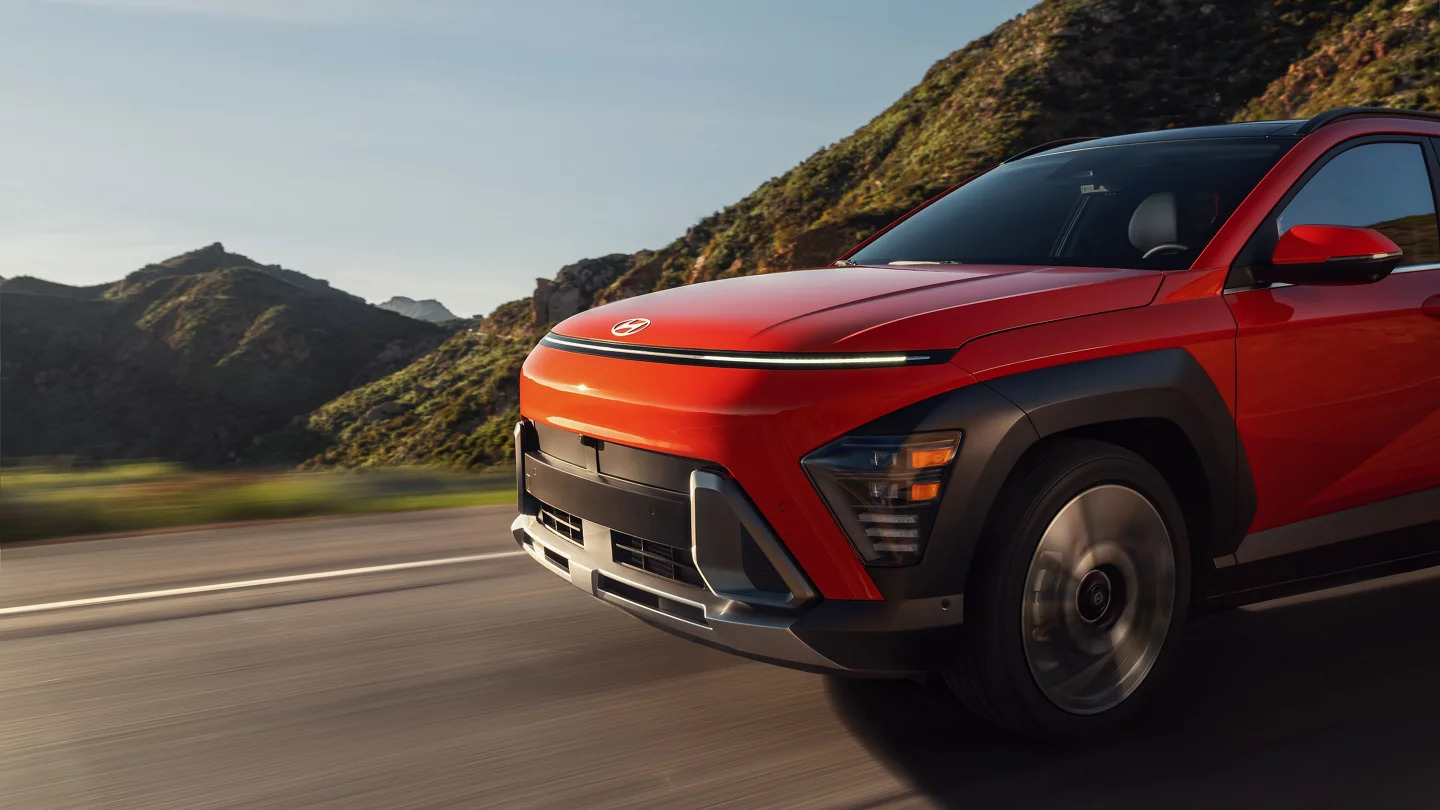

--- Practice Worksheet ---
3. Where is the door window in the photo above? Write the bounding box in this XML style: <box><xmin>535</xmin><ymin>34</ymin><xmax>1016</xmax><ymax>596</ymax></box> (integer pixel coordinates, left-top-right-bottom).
<box><xmin>1277</xmin><ymin>142</ymin><xmax>1440</xmax><ymax>266</ymax></box>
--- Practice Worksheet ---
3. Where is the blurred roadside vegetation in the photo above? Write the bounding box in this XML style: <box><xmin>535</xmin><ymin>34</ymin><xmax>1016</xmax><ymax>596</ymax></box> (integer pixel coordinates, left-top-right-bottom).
<box><xmin>0</xmin><ymin>462</ymin><xmax>514</xmax><ymax>542</ymax></box>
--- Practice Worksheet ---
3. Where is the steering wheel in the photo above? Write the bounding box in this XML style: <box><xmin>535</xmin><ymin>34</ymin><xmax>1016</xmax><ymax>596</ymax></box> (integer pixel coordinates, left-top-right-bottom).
<box><xmin>1142</xmin><ymin>243</ymin><xmax>1189</xmax><ymax>259</ymax></box>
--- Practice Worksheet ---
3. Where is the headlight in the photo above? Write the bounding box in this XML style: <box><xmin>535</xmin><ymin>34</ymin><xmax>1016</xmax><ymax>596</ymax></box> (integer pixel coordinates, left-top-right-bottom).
<box><xmin>801</xmin><ymin>431</ymin><xmax>962</xmax><ymax>566</ymax></box>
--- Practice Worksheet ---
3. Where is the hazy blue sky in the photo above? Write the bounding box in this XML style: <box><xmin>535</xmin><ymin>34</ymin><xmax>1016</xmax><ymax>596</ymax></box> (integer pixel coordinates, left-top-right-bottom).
<box><xmin>1</xmin><ymin>0</ymin><xmax>1034</xmax><ymax>316</ymax></box>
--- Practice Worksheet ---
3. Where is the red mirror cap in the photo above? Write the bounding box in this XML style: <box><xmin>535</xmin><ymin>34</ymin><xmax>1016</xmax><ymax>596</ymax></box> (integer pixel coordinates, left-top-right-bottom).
<box><xmin>1273</xmin><ymin>224</ymin><xmax>1402</xmax><ymax>266</ymax></box>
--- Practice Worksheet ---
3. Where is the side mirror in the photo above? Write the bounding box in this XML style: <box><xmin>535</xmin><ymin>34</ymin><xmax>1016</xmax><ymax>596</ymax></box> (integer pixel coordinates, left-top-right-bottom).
<box><xmin>1255</xmin><ymin>224</ymin><xmax>1402</xmax><ymax>286</ymax></box>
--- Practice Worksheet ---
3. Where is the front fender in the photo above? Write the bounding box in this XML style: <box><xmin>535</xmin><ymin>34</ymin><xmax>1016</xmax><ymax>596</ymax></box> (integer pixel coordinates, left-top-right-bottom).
<box><xmin>856</xmin><ymin>348</ymin><xmax>1253</xmax><ymax>600</ymax></box>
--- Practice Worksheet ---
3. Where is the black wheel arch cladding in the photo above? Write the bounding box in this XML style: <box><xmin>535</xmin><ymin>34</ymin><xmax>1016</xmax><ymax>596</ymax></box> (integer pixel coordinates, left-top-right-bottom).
<box><xmin>855</xmin><ymin>348</ymin><xmax>1254</xmax><ymax>601</ymax></box>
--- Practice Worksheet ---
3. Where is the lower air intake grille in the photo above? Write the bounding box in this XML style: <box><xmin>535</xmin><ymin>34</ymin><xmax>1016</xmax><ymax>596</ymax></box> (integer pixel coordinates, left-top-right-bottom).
<box><xmin>538</xmin><ymin>502</ymin><xmax>583</xmax><ymax>545</ymax></box>
<box><xmin>612</xmin><ymin>532</ymin><xmax>705</xmax><ymax>588</ymax></box>
<box><xmin>740</xmin><ymin>528</ymin><xmax>789</xmax><ymax>594</ymax></box>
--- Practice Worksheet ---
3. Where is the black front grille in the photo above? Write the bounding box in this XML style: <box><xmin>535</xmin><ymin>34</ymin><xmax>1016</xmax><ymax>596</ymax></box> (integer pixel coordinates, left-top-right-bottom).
<box><xmin>612</xmin><ymin>532</ymin><xmax>705</xmax><ymax>588</ymax></box>
<box><xmin>538</xmin><ymin>502</ymin><xmax>583</xmax><ymax>545</ymax></box>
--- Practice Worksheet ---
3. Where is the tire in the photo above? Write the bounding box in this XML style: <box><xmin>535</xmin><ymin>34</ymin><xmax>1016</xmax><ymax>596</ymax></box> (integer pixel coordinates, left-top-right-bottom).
<box><xmin>944</xmin><ymin>438</ymin><xmax>1191</xmax><ymax>739</ymax></box>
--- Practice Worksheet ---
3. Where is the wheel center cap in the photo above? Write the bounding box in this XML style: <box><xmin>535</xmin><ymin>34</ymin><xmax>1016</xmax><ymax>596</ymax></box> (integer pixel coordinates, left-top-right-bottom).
<box><xmin>1077</xmin><ymin>569</ymin><xmax>1113</xmax><ymax>623</ymax></box>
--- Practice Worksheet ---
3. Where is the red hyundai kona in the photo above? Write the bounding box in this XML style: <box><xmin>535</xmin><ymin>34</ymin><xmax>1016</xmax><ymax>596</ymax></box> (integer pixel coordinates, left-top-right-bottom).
<box><xmin>512</xmin><ymin>107</ymin><xmax>1440</xmax><ymax>738</ymax></box>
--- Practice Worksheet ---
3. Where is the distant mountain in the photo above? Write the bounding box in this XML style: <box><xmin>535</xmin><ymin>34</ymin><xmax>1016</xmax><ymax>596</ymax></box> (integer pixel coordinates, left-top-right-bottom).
<box><xmin>377</xmin><ymin>296</ymin><xmax>457</xmax><ymax>323</ymax></box>
<box><xmin>297</xmin><ymin>0</ymin><xmax>1440</xmax><ymax>471</ymax></box>
<box><xmin>0</xmin><ymin>275</ymin><xmax>112</xmax><ymax>299</ymax></box>
<box><xmin>1</xmin><ymin>245</ymin><xmax>447</xmax><ymax>465</ymax></box>
<box><xmin>0</xmin><ymin>243</ymin><xmax>364</xmax><ymax>304</ymax></box>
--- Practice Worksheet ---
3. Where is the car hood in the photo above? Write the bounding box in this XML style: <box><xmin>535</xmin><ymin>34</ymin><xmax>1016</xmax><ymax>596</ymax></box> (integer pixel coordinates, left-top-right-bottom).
<box><xmin>551</xmin><ymin>264</ymin><xmax>1162</xmax><ymax>355</ymax></box>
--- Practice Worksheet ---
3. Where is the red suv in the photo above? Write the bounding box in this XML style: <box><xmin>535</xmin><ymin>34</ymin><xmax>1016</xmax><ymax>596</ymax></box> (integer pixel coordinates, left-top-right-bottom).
<box><xmin>512</xmin><ymin>108</ymin><xmax>1440</xmax><ymax>738</ymax></box>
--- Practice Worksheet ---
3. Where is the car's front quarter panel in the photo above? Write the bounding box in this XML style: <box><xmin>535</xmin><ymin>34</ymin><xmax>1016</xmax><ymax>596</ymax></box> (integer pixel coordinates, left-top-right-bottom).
<box><xmin>950</xmin><ymin>293</ymin><xmax>1253</xmax><ymax>566</ymax></box>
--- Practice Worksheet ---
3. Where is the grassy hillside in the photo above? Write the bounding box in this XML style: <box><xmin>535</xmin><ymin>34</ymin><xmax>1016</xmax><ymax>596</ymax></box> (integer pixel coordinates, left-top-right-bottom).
<box><xmin>1</xmin><ymin>245</ymin><xmax>447</xmax><ymax>464</ymax></box>
<box><xmin>1237</xmin><ymin>0</ymin><xmax>1440</xmax><ymax>119</ymax></box>
<box><xmin>290</xmin><ymin>301</ymin><xmax>534</xmax><ymax>469</ymax></box>
<box><xmin>306</xmin><ymin>0</ymin><xmax>1440</xmax><ymax>472</ymax></box>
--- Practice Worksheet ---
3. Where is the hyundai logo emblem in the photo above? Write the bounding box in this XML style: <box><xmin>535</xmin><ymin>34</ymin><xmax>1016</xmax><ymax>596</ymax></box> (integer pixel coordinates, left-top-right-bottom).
<box><xmin>610</xmin><ymin>318</ymin><xmax>651</xmax><ymax>337</ymax></box>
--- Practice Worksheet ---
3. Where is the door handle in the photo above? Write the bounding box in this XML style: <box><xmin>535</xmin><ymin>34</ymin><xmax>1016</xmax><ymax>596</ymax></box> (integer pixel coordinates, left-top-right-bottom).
<box><xmin>1426</xmin><ymin>295</ymin><xmax>1440</xmax><ymax>320</ymax></box>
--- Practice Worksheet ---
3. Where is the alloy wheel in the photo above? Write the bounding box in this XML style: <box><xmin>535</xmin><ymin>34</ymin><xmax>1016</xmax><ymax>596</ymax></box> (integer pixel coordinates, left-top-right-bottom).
<box><xmin>1020</xmin><ymin>484</ymin><xmax>1176</xmax><ymax>715</ymax></box>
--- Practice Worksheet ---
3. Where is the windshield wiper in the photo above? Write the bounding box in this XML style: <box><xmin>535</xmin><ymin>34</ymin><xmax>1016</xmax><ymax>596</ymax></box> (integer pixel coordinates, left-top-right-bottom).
<box><xmin>887</xmin><ymin>260</ymin><xmax>965</xmax><ymax>266</ymax></box>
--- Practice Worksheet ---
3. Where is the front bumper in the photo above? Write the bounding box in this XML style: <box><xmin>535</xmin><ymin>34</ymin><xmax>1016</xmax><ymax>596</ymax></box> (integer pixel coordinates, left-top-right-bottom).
<box><xmin>512</xmin><ymin>423</ymin><xmax>965</xmax><ymax>675</ymax></box>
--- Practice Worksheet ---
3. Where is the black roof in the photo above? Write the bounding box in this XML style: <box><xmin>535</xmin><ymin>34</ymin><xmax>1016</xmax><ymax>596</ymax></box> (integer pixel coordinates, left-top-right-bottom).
<box><xmin>1083</xmin><ymin>120</ymin><xmax>1307</xmax><ymax>145</ymax></box>
<box><xmin>1011</xmin><ymin>107</ymin><xmax>1440</xmax><ymax>163</ymax></box>
<box><xmin>1012</xmin><ymin>121</ymin><xmax>1302</xmax><ymax>162</ymax></box>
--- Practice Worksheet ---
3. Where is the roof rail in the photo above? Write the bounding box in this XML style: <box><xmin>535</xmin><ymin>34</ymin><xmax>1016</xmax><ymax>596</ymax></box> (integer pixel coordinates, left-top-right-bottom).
<box><xmin>1001</xmin><ymin>136</ymin><xmax>1098</xmax><ymax>163</ymax></box>
<box><xmin>1296</xmin><ymin>106</ymin><xmax>1440</xmax><ymax>135</ymax></box>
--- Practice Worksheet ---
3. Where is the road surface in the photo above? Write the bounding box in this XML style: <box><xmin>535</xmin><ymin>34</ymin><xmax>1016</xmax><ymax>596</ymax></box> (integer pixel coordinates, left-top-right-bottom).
<box><xmin>3</xmin><ymin>506</ymin><xmax>1439</xmax><ymax>809</ymax></box>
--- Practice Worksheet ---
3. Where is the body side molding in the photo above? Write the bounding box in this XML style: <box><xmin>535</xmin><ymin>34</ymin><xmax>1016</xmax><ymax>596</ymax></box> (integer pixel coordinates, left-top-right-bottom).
<box><xmin>1233</xmin><ymin>486</ymin><xmax>1440</xmax><ymax>564</ymax></box>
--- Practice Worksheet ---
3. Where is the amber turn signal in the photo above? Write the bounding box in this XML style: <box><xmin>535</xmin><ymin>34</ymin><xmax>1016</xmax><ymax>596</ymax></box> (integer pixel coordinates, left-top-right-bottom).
<box><xmin>909</xmin><ymin>446</ymin><xmax>957</xmax><ymax>468</ymax></box>
<box><xmin>909</xmin><ymin>482</ymin><xmax>942</xmax><ymax>501</ymax></box>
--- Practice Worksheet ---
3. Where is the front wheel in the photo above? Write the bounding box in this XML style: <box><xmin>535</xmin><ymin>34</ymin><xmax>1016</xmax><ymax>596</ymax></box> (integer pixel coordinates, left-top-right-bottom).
<box><xmin>945</xmin><ymin>439</ymin><xmax>1191</xmax><ymax>739</ymax></box>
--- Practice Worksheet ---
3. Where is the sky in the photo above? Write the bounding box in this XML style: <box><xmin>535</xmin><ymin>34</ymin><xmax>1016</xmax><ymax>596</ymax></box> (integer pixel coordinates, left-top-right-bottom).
<box><xmin>0</xmin><ymin>0</ymin><xmax>1035</xmax><ymax>317</ymax></box>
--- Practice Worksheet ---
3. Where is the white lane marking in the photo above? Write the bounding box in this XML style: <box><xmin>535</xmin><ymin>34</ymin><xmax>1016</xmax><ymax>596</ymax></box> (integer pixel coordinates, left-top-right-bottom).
<box><xmin>0</xmin><ymin>550</ymin><xmax>527</xmax><ymax>616</ymax></box>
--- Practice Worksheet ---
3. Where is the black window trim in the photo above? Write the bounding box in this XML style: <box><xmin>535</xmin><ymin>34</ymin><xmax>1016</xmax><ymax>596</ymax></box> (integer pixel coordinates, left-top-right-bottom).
<box><xmin>1224</xmin><ymin>134</ymin><xmax>1440</xmax><ymax>292</ymax></box>
<box><xmin>1427</xmin><ymin>136</ymin><xmax>1440</xmax><ymax>216</ymax></box>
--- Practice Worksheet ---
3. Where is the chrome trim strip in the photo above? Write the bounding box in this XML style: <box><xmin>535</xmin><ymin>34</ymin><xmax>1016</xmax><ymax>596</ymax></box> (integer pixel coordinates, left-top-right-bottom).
<box><xmin>539</xmin><ymin>333</ymin><xmax>951</xmax><ymax>369</ymax></box>
<box><xmin>596</xmin><ymin>567</ymin><xmax>709</xmax><ymax>615</ymax></box>
<box><xmin>1224</xmin><ymin>262</ymin><xmax>1439</xmax><ymax>294</ymax></box>
<box><xmin>1234</xmin><ymin>486</ymin><xmax>1440</xmax><ymax>564</ymax></box>
<box><xmin>1222</xmin><ymin>281</ymin><xmax>1293</xmax><ymax>295</ymax></box>
<box><xmin>596</xmin><ymin>574</ymin><xmax>711</xmax><ymax>630</ymax></box>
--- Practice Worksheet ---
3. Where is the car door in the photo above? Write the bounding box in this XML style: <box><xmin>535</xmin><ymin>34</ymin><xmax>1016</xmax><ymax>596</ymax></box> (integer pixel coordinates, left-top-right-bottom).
<box><xmin>1224</xmin><ymin>136</ymin><xmax>1440</xmax><ymax>565</ymax></box>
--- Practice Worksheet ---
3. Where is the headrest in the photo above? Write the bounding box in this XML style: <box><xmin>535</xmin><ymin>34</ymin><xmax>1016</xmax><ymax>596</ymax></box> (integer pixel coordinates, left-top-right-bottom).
<box><xmin>1128</xmin><ymin>192</ymin><xmax>1178</xmax><ymax>253</ymax></box>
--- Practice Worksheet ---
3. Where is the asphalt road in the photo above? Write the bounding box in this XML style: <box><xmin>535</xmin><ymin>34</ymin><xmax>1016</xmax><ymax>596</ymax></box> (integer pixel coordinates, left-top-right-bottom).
<box><xmin>3</xmin><ymin>507</ymin><xmax>1440</xmax><ymax>809</ymax></box>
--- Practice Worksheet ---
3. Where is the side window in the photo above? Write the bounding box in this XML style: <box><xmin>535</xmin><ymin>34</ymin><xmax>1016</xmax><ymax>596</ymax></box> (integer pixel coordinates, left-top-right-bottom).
<box><xmin>1278</xmin><ymin>142</ymin><xmax>1440</xmax><ymax>266</ymax></box>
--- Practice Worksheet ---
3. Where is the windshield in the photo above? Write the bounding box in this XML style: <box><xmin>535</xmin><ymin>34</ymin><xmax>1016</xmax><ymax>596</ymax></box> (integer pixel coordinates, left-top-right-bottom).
<box><xmin>847</xmin><ymin>138</ymin><xmax>1294</xmax><ymax>271</ymax></box>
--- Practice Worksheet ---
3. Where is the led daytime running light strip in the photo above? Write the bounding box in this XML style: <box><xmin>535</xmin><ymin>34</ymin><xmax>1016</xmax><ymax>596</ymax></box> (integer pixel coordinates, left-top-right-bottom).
<box><xmin>540</xmin><ymin>333</ymin><xmax>952</xmax><ymax>369</ymax></box>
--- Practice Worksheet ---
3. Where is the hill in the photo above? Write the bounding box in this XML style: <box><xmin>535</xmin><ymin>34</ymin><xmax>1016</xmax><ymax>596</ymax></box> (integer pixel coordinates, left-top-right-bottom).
<box><xmin>377</xmin><ymin>296</ymin><xmax>458</xmax><ymax>323</ymax></box>
<box><xmin>305</xmin><ymin>0</ymin><xmax>1439</xmax><ymax>471</ymax></box>
<box><xmin>1</xmin><ymin>245</ymin><xmax>447</xmax><ymax>464</ymax></box>
<box><xmin>289</xmin><ymin>255</ymin><xmax>642</xmax><ymax>469</ymax></box>
<box><xmin>0</xmin><ymin>276</ymin><xmax>112</xmax><ymax>299</ymax></box>
<box><xmin>296</xmin><ymin>307</ymin><xmax>533</xmax><ymax>469</ymax></box>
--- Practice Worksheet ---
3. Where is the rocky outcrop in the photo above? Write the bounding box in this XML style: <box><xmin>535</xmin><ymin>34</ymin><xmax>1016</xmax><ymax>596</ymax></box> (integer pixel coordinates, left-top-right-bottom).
<box><xmin>530</xmin><ymin>253</ymin><xmax>634</xmax><ymax>325</ymax></box>
<box><xmin>359</xmin><ymin>400</ymin><xmax>409</xmax><ymax>424</ymax></box>
<box><xmin>377</xmin><ymin>296</ymin><xmax>457</xmax><ymax>323</ymax></box>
